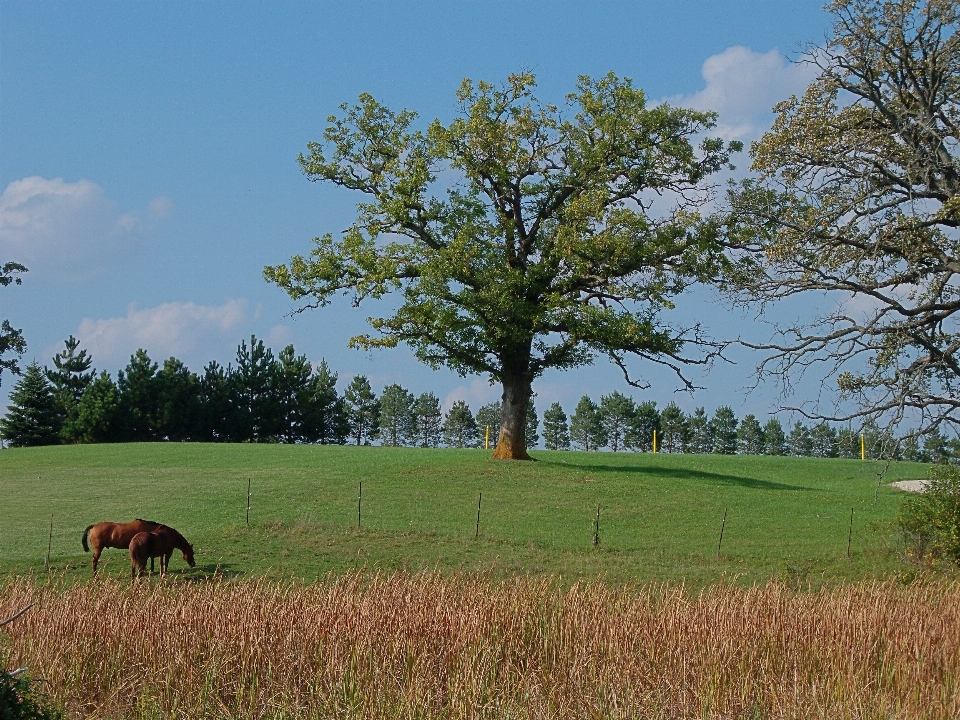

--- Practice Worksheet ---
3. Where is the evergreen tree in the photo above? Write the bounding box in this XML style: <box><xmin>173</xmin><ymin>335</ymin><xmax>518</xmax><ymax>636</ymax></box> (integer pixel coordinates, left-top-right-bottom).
<box><xmin>787</xmin><ymin>421</ymin><xmax>813</xmax><ymax>456</ymax></box>
<box><xmin>542</xmin><ymin>402</ymin><xmax>570</xmax><ymax>450</ymax></box>
<box><xmin>629</xmin><ymin>400</ymin><xmax>660</xmax><ymax>452</ymax></box>
<box><xmin>836</xmin><ymin>426</ymin><xmax>859</xmax><ymax>459</ymax></box>
<box><xmin>307</xmin><ymin>360</ymin><xmax>349</xmax><ymax>444</ymax></box>
<box><xmin>442</xmin><ymin>400</ymin><xmax>479</xmax><ymax>448</ymax></box>
<box><xmin>922</xmin><ymin>430</ymin><xmax>951</xmax><ymax>464</ymax></box>
<box><xmin>155</xmin><ymin>357</ymin><xmax>200</xmax><ymax>441</ymax></box>
<box><xmin>272</xmin><ymin>345</ymin><xmax>314</xmax><ymax>443</ymax></box>
<box><xmin>570</xmin><ymin>395</ymin><xmax>607</xmax><ymax>451</ymax></box>
<box><xmin>344</xmin><ymin>375</ymin><xmax>379</xmax><ymax>445</ymax></box>
<box><xmin>810</xmin><ymin>421</ymin><xmax>838</xmax><ymax>458</ymax></box>
<box><xmin>599</xmin><ymin>391</ymin><xmax>635</xmax><ymax>452</ymax></box>
<box><xmin>525</xmin><ymin>398</ymin><xmax>539</xmax><ymax>449</ymax></box>
<box><xmin>73</xmin><ymin>371</ymin><xmax>123</xmax><ymax>443</ymax></box>
<box><xmin>46</xmin><ymin>335</ymin><xmax>94</xmax><ymax>442</ymax></box>
<box><xmin>762</xmin><ymin>417</ymin><xmax>787</xmax><ymax>456</ymax></box>
<box><xmin>710</xmin><ymin>406</ymin><xmax>738</xmax><ymax>454</ymax></box>
<box><xmin>379</xmin><ymin>384</ymin><xmax>416</xmax><ymax>446</ymax></box>
<box><xmin>116</xmin><ymin>349</ymin><xmax>161</xmax><ymax>441</ymax></box>
<box><xmin>687</xmin><ymin>407</ymin><xmax>713</xmax><ymax>454</ymax></box>
<box><xmin>658</xmin><ymin>402</ymin><xmax>687</xmax><ymax>453</ymax></box>
<box><xmin>412</xmin><ymin>392</ymin><xmax>443</xmax><ymax>448</ymax></box>
<box><xmin>899</xmin><ymin>432</ymin><xmax>924</xmax><ymax>463</ymax></box>
<box><xmin>232</xmin><ymin>336</ymin><xmax>278</xmax><ymax>442</ymax></box>
<box><xmin>196</xmin><ymin>361</ymin><xmax>233</xmax><ymax>441</ymax></box>
<box><xmin>736</xmin><ymin>414</ymin><xmax>764</xmax><ymax>455</ymax></box>
<box><xmin>475</xmin><ymin>402</ymin><xmax>502</xmax><ymax>448</ymax></box>
<box><xmin>0</xmin><ymin>362</ymin><xmax>61</xmax><ymax>446</ymax></box>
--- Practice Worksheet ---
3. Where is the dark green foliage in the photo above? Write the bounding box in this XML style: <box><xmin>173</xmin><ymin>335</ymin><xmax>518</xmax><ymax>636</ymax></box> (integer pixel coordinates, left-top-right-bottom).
<box><xmin>412</xmin><ymin>392</ymin><xmax>442</xmax><ymax>448</ymax></box>
<box><xmin>687</xmin><ymin>407</ymin><xmax>713</xmax><ymax>454</ymax></box>
<box><xmin>542</xmin><ymin>402</ymin><xmax>570</xmax><ymax>451</ymax></box>
<box><xmin>442</xmin><ymin>400</ymin><xmax>478</xmax><ymax>448</ymax></box>
<box><xmin>116</xmin><ymin>349</ymin><xmax>161</xmax><ymax>442</ymax></box>
<box><xmin>72</xmin><ymin>371</ymin><xmax>122</xmax><ymax>443</ymax></box>
<box><xmin>0</xmin><ymin>261</ymin><xmax>27</xmax><ymax>386</ymax></box>
<box><xmin>0</xmin><ymin>363</ymin><xmax>61</xmax><ymax>447</ymax></box>
<box><xmin>525</xmin><ymin>399</ymin><xmax>539</xmax><ymax>449</ymax></box>
<box><xmin>195</xmin><ymin>361</ymin><xmax>234</xmax><ymax>441</ymax></box>
<box><xmin>0</xmin><ymin>669</ymin><xmax>62</xmax><ymax>720</ymax></box>
<box><xmin>787</xmin><ymin>421</ymin><xmax>813</xmax><ymax>457</ymax></box>
<box><xmin>736</xmin><ymin>414</ymin><xmax>764</xmax><ymax>455</ymax></box>
<box><xmin>379</xmin><ymin>384</ymin><xmax>416</xmax><ymax>446</ymax></box>
<box><xmin>155</xmin><ymin>357</ymin><xmax>201</xmax><ymax>442</ymax></box>
<box><xmin>570</xmin><ymin>396</ymin><xmax>606</xmax><ymax>451</ymax></box>
<box><xmin>232</xmin><ymin>336</ymin><xmax>278</xmax><ymax>442</ymax></box>
<box><xmin>344</xmin><ymin>376</ymin><xmax>379</xmax><ymax>445</ymax></box>
<box><xmin>307</xmin><ymin>360</ymin><xmax>349</xmax><ymax>445</ymax></box>
<box><xmin>658</xmin><ymin>402</ymin><xmax>687</xmax><ymax>453</ymax></box>
<box><xmin>711</xmin><ymin>406</ymin><xmax>738</xmax><ymax>455</ymax></box>
<box><xmin>46</xmin><ymin>335</ymin><xmax>94</xmax><ymax>442</ymax></box>
<box><xmin>898</xmin><ymin>464</ymin><xmax>960</xmax><ymax>566</ymax></box>
<box><xmin>599</xmin><ymin>391</ymin><xmax>635</xmax><ymax>452</ymax></box>
<box><xmin>810</xmin><ymin>421</ymin><xmax>838</xmax><ymax>458</ymax></box>
<box><xmin>273</xmin><ymin>345</ymin><xmax>314</xmax><ymax>443</ymax></box>
<box><xmin>763</xmin><ymin>418</ymin><xmax>786</xmax><ymax>456</ymax></box>
<box><xmin>629</xmin><ymin>400</ymin><xmax>660</xmax><ymax>452</ymax></box>
<box><xmin>475</xmin><ymin>402</ymin><xmax>502</xmax><ymax>447</ymax></box>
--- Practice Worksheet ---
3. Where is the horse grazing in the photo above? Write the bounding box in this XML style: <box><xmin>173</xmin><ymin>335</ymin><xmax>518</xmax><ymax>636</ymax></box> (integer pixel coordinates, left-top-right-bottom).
<box><xmin>82</xmin><ymin>519</ymin><xmax>163</xmax><ymax>574</ymax></box>
<box><xmin>129</xmin><ymin>525</ymin><xmax>196</xmax><ymax>579</ymax></box>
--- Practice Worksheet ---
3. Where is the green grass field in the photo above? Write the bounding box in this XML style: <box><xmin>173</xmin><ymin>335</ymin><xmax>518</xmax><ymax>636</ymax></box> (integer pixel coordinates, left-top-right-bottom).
<box><xmin>0</xmin><ymin>443</ymin><xmax>929</xmax><ymax>586</ymax></box>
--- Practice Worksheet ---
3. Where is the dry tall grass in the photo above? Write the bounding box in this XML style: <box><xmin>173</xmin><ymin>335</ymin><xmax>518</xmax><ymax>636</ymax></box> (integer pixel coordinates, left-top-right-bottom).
<box><xmin>1</xmin><ymin>574</ymin><xmax>957</xmax><ymax>719</ymax></box>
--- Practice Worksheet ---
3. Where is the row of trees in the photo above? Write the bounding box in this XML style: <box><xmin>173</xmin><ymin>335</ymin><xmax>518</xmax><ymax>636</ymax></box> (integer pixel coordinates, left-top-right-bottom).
<box><xmin>6</xmin><ymin>334</ymin><xmax>954</xmax><ymax>461</ymax></box>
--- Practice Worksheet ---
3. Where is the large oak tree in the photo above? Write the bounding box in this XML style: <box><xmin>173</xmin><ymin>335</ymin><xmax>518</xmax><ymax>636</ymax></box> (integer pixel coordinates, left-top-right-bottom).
<box><xmin>727</xmin><ymin>0</ymin><xmax>960</xmax><ymax>439</ymax></box>
<box><xmin>266</xmin><ymin>73</ymin><xmax>739</xmax><ymax>459</ymax></box>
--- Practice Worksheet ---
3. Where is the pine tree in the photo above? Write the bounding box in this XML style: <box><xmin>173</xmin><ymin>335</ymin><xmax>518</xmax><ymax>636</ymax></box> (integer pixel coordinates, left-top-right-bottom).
<box><xmin>73</xmin><ymin>371</ymin><xmax>122</xmax><ymax>443</ymax></box>
<box><xmin>475</xmin><ymin>402</ymin><xmax>502</xmax><ymax>448</ymax></box>
<box><xmin>525</xmin><ymin>398</ymin><xmax>539</xmax><ymax>448</ymax></box>
<box><xmin>273</xmin><ymin>345</ymin><xmax>314</xmax><ymax>443</ymax></box>
<box><xmin>196</xmin><ymin>361</ymin><xmax>233</xmax><ymax>441</ymax></box>
<box><xmin>787</xmin><ymin>421</ymin><xmax>813</xmax><ymax>456</ymax></box>
<box><xmin>344</xmin><ymin>375</ymin><xmax>379</xmax><ymax>445</ymax></box>
<box><xmin>232</xmin><ymin>336</ymin><xmax>278</xmax><ymax>442</ymax></box>
<box><xmin>628</xmin><ymin>400</ymin><xmax>660</xmax><ymax>452</ymax></box>
<box><xmin>542</xmin><ymin>402</ymin><xmax>570</xmax><ymax>450</ymax></box>
<box><xmin>599</xmin><ymin>391</ymin><xmax>635</xmax><ymax>452</ymax></box>
<box><xmin>155</xmin><ymin>357</ymin><xmax>200</xmax><ymax>441</ymax></box>
<box><xmin>307</xmin><ymin>360</ymin><xmax>349</xmax><ymax>444</ymax></box>
<box><xmin>736</xmin><ymin>414</ymin><xmax>765</xmax><ymax>455</ymax></box>
<box><xmin>442</xmin><ymin>400</ymin><xmax>479</xmax><ymax>448</ymax></box>
<box><xmin>379</xmin><ymin>384</ymin><xmax>416</xmax><ymax>446</ymax></box>
<box><xmin>687</xmin><ymin>408</ymin><xmax>713</xmax><ymax>454</ymax></box>
<box><xmin>0</xmin><ymin>362</ymin><xmax>61</xmax><ymax>446</ymax></box>
<box><xmin>659</xmin><ymin>402</ymin><xmax>687</xmax><ymax>453</ymax></box>
<box><xmin>810</xmin><ymin>421</ymin><xmax>838</xmax><ymax>458</ymax></box>
<box><xmin>412</xmin><ymin>392</ymin><xmax>442</xmax><ymax>448</ymax></box>
<box><xmin>570</xmin><ymin>395</ymin><xmax>606</xmax><ymax>451</ymax></box>
<box><xmin>763</xmin><ymin>418</ymin><xmax>787</xmax><ymax>456</ymax></box>
<box><xmin>117</xmin><ymin>349</ymin><xmax>161</xmax><ymax>441</ymax></box>
<box><xmin>46</xmin><ymin>335</ymin><xmax>94</xmax><ymax>442</ymax></box>
<box><xmin>711</xmin><ymin>406</ymin><xmax>738</xmax><ymax>455</ymax></box>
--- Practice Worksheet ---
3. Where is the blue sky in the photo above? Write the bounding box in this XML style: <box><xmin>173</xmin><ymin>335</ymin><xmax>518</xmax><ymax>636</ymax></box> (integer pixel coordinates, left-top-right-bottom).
<box><xmin>1</xmin><ymin>1</ymin><xmax>834</xmax><ymax>423</ymax></box>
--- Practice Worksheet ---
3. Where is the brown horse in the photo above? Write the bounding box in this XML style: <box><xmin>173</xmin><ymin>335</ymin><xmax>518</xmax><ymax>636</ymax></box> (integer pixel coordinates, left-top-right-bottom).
<box><xmin>82</xmin><ymin>519</ymin><xmax>163</xmax><ymax>574</ymax></box>
<box><xmin>129</xmin><ymin>526</ymin><xmax>196</xmax><ymax>579</ymax></box>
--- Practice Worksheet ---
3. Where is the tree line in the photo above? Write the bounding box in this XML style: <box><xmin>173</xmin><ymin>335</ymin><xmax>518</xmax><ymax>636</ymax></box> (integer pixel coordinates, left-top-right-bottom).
<box><xmin>4</xmin><ymin>334</ymin><xmax>955</xmax><ymax>461</ymax></box>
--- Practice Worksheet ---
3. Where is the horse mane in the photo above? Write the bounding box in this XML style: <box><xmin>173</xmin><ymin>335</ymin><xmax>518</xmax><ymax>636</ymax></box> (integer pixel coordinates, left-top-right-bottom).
<box><xmin>136</xmin><ymin>518</ymin><xmax>161</xmax><ymax>526</ymax></box>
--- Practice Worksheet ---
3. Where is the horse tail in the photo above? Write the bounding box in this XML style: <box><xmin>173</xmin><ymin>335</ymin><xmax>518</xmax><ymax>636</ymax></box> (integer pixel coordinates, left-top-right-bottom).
<box><xmin>82</xmin><ymin>525</ymin><xmax>94</xmax><ymax>552</ymax></box>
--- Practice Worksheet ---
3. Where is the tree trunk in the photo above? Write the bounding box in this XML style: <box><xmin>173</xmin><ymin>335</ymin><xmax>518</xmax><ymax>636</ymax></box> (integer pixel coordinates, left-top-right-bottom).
<box><xmin>491</xmin><ymin>371</ymin><xmax>532</xmax><ymax>460</ymax></box>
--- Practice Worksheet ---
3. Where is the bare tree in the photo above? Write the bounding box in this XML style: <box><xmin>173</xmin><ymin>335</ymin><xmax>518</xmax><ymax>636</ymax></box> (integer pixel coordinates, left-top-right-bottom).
<box><xmin>728</xmin><ymin>0</ymin><xmax>960</xmax><ymax>440</ymax></box>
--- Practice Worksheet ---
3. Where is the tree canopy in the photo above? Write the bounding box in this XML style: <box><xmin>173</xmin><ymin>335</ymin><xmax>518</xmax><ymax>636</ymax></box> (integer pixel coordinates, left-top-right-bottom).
<box><xmin>727</xmin><ymin>0</ymin><xmax>960</xmax><ymax>440</ymax></box>
<box><xmin>0</xmin><ymin>261</ymin><xmax>27</xmax><ymax>386</ymax></box>
<box><xmin>266</xmin><ymin>72</ymin><xmax>740</xmax><ymax>458</ymax></box>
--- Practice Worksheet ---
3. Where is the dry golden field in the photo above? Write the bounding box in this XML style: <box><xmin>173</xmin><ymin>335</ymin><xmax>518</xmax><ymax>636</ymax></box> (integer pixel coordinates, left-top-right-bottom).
<box><xmin>2</xmin><ymin>574</ymin><xmax>958</xmax><ymax>719</ymax></box>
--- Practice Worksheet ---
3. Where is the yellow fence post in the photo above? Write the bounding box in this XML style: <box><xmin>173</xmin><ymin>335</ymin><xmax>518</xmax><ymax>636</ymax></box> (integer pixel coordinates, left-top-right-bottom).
<box><xmin>652</xmin><ymin>429</ymin><xmax>657</xmax><ymax>454</ymax></box>
<box><xmin>860</xmin><ymin>434</ymin><xmax>865</xmax><ymax>461</ymax></box>
<box><xmin>485</xmin><ymin>426</ymin><xmax>490</xmax><ymax>450</ymax></box>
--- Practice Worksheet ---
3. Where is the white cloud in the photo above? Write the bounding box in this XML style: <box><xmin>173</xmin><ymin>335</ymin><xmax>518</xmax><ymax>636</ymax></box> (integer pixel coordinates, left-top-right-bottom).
<box><xmin>666</xmin><ymin>46</ymin><xmax>817</xmax><ymax>143</ymax></box>
<box><xmin>0</xmin><ymin>176</ymin><xmax>170</xmax><ymax>282</ymax></box>
<box><xmin>443</xmin><ymin>378</ymin><xmax>500</xmax><ymax>412</ymax></box>
<box><xmin>75</xmin><ymin>299</ymin><xmax>249</xmax><ymax>364</ymax></box>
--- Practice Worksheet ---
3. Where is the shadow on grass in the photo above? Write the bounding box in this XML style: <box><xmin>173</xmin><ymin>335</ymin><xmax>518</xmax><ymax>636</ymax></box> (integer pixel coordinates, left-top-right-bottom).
<box><xmin>540</xmin><ymin>459</ymin><xmax>810</xmax><ymax>492</ymax></box>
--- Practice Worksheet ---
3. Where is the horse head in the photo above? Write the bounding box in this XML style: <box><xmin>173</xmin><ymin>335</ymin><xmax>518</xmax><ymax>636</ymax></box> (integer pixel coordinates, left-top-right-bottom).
<box><xmin>183</xmin><ymin>543</ymin><xmax>196</xmax><ymax>567</ymax></box>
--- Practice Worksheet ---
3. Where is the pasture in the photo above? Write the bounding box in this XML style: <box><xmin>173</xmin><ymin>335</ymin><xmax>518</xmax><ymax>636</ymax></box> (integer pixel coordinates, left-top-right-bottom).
<box><xmin>0</xmin><ymin>443</ymin><xmax>929</xmax><ymax>586</ymax></box>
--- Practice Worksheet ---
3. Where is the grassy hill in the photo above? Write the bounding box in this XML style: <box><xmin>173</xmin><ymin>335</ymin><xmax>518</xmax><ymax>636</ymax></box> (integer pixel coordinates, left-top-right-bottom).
<box><xmin>0</xmin><ymin>443</ymin><xmax>928</xmax><ymax>586</ymax></box>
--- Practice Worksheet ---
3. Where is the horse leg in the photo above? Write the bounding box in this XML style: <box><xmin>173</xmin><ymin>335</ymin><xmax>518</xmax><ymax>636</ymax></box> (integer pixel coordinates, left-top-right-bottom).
<box><xmin>92</xmin><ymin>546</ymin><xmax>102</xmax><ymax>575</ymax></box>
